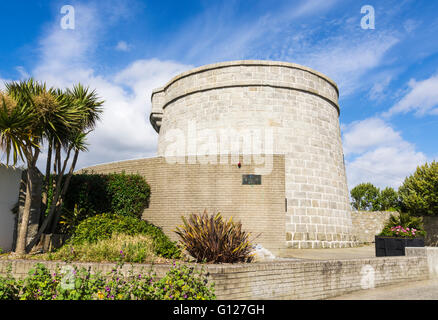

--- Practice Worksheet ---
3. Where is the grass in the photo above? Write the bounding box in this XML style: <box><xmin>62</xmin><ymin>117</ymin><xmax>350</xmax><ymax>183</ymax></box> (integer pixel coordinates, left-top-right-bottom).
<box><xmin>45</xmin><ymin>233</ymin><xmax>164</xmax><ymax>263</ymax></box>
<box><xmin>0</xmin><ymin>233</ymin><xmax>173</xmax><ymax>264</ymax></box>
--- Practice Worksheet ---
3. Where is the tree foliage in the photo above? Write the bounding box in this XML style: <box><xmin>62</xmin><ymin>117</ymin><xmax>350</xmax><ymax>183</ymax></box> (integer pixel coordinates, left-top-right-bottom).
<box><xmin>398</xmin><ymin>161</ymin><xmax>438</xmax><ymax>216</ymax></box>
<box><xmin>350</xmin><ymin>182</ymin><xmax>381</xmax><ymax>211</ymax></box>
<box><xmin>378</xmin><ymin>187</ymin><xmax>399</xmax><ymax>211</ymax></box>
<box><xmin>0</xmin><ymin>79</ymin><xmax>104</xmax><ymax>254</ymax></box>
<box><xmin>350</xmin><ymin>183</ymin><xmax>400</xmax><ymax>211</ymax></box>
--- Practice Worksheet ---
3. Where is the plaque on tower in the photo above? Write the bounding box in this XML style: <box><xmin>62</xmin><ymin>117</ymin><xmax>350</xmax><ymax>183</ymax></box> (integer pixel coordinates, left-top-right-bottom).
<box><xmin>242</xmin><ymin>174</ymin><xmax>261</xmax><ymax>185</ymax></box>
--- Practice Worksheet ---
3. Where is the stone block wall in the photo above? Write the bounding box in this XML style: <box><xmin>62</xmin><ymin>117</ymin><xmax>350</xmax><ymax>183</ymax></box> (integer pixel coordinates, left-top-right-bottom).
<box><xmin>351</xmin><ymin>211</ymin><xmax>399</xmax><ymax>244</ymax></box>
<box><xmin>81</xmin><ymin>155</ymin><xmax>286</xmax><ymax>252</ymax></box>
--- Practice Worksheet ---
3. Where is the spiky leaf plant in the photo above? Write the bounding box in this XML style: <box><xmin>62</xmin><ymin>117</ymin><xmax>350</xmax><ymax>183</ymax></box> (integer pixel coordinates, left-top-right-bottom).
<box><xmin>175</xmin><ymin>211</ymin><xmax>254</xmax><ymax>263</ymax></box>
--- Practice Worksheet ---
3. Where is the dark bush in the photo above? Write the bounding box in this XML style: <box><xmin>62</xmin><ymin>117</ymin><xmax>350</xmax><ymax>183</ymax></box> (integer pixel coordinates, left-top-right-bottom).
<box><xmin>63</xmin><ymin>173</ymin><xmax>111</xmax><ymax>216</ymax></box>
<box><xmin>63</xmin><ymin>171</ymin><xmax>150</xmax><ymax>220</ymax></box>
<box><xmin>67</xmin><ymin>213</ymin><xmax>181</xmax><ymax>259</ymax></box>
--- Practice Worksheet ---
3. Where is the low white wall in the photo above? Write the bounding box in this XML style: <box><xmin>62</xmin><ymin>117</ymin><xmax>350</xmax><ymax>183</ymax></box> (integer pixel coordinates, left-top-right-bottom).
<box><xmin>0</xmin><ymin>165</ymin><xmax>22</xmax><ymax>252</ymax></box>
<box><xmin>406</xmin><ymin>247</ymin><xmax>438</xmax><ymax>278</ymax></box>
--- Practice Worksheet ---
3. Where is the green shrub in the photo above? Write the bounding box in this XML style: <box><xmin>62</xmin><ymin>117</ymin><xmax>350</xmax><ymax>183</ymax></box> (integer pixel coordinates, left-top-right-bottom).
<box><xmin>153</xmin><ymin>263</ymin><xmax>215</xmax><ymax>300</ymax></box>
<box><xmin>67</xmin><ymin>213</ymin><xmax>181</xmax><ymax>259</ymax></box>
<box><xmin>175</xmin><ymin>212</ymin><xmax>254</xmax><ymax>263</ymax></box>
<box><xmin>54</xmin><ymin>266</ymin><xmax>107</xmax><ymax>300</ymax></box>
<box><xmin>106</xmin><ymin>172</ymin><xmax>150</xmax><ymax>217</ymax></box>
<box><xmin>378</xmin><ymin>212</ymin><xmax>426</xmax><ymax>238</ymax></box>
<box><xmin>0</xmin><ymin>264</ymin><xmax>20</xmax><ymax>300</ymax></box>
<box><xmin>398</xmin><ymin>161</ymin><xmax>438</xmax><ymax>216</ymax></box>
<box><xmin>63</xmin><ymin>172</ymin><xmax>150</xmax><ymax>220</ymax></box>
<box><xmin>20</xmin><ymin>263</ymin><xmax>59</xmax><ymax>300</ymax></box>
<box><xmin>48</xmin><ymin>234</ymin><xmax>158</xmax><ymax>263</ymax></box>
<box><xmin>0</xmin><ymin>262</ymin><xmax>215</xmax><ymax>300</ymax></box>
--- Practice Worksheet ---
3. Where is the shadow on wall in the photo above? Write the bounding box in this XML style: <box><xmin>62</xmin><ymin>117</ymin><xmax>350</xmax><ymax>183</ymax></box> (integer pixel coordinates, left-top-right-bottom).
<box><xmin>423</xmin><ymin>217</ymin><xmax>438</xmax><ymax>247</ymax></box>
<box><xmin>0</xmin><ymin>165</ymin><xmax>22</xmax><ymax>252</ymax></box>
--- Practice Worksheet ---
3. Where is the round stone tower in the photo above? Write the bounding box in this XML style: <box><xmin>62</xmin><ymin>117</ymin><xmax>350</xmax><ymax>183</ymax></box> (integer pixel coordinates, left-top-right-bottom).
<box><xmin>150</xmin><ymin>60</ymin><xmax>356</xmax><ymax>249</ymax></box>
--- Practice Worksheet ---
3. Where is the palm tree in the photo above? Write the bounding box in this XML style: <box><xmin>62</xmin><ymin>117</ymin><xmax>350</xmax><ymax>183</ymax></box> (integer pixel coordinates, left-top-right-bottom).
<box><xmin>26</xmin><ymin>84</ymin><xmax>103</xmax><ymax>251</ymax></box>
<box><xmin>0</xmin><ymin>80</ymin><xmax>51</xmax><ymax>255</ymax></box>
<box><xmin>1</xmin><ymin>79</ymin><xmax>103</xmax><ymax>254</ymax></box>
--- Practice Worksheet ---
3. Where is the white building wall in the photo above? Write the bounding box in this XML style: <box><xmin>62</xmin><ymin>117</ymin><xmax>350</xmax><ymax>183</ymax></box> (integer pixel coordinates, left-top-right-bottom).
<box><xmin>0</xmin><ymin>165</ymin><xmax>22</xmax><ymax>252</ymax></box>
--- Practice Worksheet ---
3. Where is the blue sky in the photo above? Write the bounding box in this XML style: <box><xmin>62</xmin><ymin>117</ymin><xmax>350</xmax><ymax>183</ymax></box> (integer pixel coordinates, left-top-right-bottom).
<box><xmin>0</xmin><ymin>0</ymin><xmax>437</xmax><ymax>189</ymax></box>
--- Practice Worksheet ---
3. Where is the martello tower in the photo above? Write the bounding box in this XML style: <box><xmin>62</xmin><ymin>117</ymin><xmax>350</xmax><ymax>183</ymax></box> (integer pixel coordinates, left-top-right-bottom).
<box><xmin>150</xmin><ymin>60</ymin><xmax>356</xmax><ymax>249</ymax></box>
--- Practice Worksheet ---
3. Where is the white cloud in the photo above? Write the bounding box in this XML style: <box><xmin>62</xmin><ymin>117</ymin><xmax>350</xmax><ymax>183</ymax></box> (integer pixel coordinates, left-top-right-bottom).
<box><xmin>342</xmin><ymin>117</ymin><xmax>427</xmax><ymax>189</ymax></box>
<box><xmin>384</xmin><ymin>74</ymin><xmax>438</xmax><ymax>117</ymax></box>
<box><xmin>0</xmin><ymin>78</ymin><xmax>8</xmax><ymax>91</ymax></box>
<box><xmin>403</xmin><ymin>19</ymin><xmax>420</xmax><ymax>34</ymax></box>
<box><xmin>30</xmin><ymin>3</ymin><xmax>192</xmax><ymax>171</ymax></box>
<box><xmin>298</xmin><ymin>34</ymin><xmax>399</xmax><ymax>96</ymax></box>
<box><xmin>115</xmin><ymin>41</ymin><xmax>130</xmax><ymax>52</ymax></box>
<box><xmin>343</xmin><ymin>118</ymin><xmax>401</xmax><ymax>155</ymax></box>
<box><xmin>167</xmin><ymin>0</ymin><xmax>342</xmax><ymax>64</ymax></box>
<box><xmin>15</xmin><ymin>66</ymin><xmax>30</xmax><ymax>79</ymax></box>
<box><xmin>288</xmin><ymin>0</ymin><xmax>339</xmax><ymax>18</ymax></box>
<box><xmin>368</xmin><ymin>74</ymin><xmax>393</xmax><ymax>101</ymax></box>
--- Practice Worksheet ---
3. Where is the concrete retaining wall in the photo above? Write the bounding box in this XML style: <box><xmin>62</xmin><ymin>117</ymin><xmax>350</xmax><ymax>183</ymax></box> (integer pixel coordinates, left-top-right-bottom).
<box><xmin>406</xmin><ymin>247</ymin><xmax>438</xmax><ymax>278</ymax></box>
<box><xmin>0</xmin><ymin>256</ymin><xmax>429</xmax><ymax>300</ymax></box>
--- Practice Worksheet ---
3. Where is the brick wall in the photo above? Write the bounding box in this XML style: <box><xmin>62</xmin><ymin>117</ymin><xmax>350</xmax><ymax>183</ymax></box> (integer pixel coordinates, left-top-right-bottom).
<box><xmin>81</xmin><ymin>155</ymin><xmax>286</xmax><ymax>252</ymax></box>
<box><xmin>0</xmin><ymin>256</ymin><xmax>429</xmax><ymax>300</ymax></box>
<box><xmin>351</xmin><ymin>211</ymin><xmax>399</xmax><ymax>244</ymax></box>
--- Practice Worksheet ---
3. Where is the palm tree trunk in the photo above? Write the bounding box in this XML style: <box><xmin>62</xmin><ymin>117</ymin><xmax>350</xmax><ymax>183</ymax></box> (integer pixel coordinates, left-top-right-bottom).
<box><xmin>14</xmin><ymin>167</ymin><xmax>33</xmax><ymax>255</ymax></box>
<box><xmin>50</xmin><ymin>149</ymin><xmax>79</xmax><ymax>233</ymax></box>
<box><xmin>41</xmin><ymin>139</ymin><xmax>53</xmax><ymax>218</ymax></box>
<box><xmin>15</xmin><ymin>147</ymin><xmax>40</xmax><ymax>255</ymax></box>
<box><xmin>26</xmin><ymin>146</ymin><xmax>72</xmax><ymax>251</ymax></box>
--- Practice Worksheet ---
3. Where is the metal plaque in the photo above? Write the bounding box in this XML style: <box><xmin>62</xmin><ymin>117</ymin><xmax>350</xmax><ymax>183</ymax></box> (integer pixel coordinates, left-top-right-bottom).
<box><xmin>242</xmin><ymin>174</ymin><xmax>261</xmax><ymax>185</ymax></box>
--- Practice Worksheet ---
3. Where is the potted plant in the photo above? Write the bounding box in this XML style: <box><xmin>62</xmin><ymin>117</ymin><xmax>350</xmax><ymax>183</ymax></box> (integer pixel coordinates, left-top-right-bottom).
<box><xmin>375</xmin><ymin>213</ymin><xmax>426</xmax><ymax>257</ymax></box>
